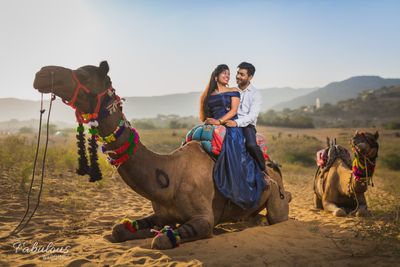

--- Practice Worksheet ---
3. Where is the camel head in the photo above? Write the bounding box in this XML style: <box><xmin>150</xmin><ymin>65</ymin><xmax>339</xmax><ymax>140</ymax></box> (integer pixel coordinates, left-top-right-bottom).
<box><xmin>33</xmin><ymin>61</ymin><xmax>112</xmax><ymax>114</ymax></box>
<box><xmin>351</xmin><ymin>131</ymin><xmax>379</xmax><ymax>159</ymax></box>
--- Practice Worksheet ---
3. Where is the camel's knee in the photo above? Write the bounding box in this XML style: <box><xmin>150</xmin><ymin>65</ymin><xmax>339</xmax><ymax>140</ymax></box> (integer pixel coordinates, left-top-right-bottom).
<box><xmin>178</xmin><ymin>218</ymin><xmax>213</xmax><ymax>241</ymax></box>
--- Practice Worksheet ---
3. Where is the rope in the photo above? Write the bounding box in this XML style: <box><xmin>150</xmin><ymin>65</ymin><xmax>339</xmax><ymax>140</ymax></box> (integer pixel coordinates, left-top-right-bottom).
<box><xmin>349</xmin><ymin>176</ymin><xmax>360</xmax><ymax>216</ymax></box>
<box><xmin>0</xmin><ymin>74</ymin><xmax>55</xmax><ymax>240</ymax></box>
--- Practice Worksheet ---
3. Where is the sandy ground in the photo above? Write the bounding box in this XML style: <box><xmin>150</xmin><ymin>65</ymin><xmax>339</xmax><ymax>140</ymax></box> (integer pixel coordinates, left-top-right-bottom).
<box><xmin>0</xmin><ymin>161</ymin><xmax>399</xmax><ymax>267</ymax></box>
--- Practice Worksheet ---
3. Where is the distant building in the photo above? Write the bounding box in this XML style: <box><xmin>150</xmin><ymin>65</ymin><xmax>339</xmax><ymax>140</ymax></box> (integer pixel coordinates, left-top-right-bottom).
<box><xmin>316</xmin><ymin>98</ymin><xmax>321</xmax><ymax>109</ymax></box>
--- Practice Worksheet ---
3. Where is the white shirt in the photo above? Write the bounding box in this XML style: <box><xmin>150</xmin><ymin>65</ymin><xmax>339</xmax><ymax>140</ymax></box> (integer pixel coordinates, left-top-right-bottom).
<box><xmin>234</xmin><ymin>83</ymin><xmax>262</xmax><ymax>127</ymax></box>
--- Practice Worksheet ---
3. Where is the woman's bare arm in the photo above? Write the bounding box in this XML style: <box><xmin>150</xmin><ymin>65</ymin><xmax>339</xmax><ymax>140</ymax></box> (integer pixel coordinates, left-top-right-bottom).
<box><xmin>218</xmin><ymin>96</ymin><xmax>239</xmax><ymax>122</ymax></box>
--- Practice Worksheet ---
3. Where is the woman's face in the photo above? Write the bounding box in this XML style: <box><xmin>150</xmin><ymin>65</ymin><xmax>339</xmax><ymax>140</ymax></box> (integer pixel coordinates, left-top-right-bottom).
<box><xmin>217</xmin><ymin>69</ymin><xmax>230</xmax><ymax>86</ymax></box>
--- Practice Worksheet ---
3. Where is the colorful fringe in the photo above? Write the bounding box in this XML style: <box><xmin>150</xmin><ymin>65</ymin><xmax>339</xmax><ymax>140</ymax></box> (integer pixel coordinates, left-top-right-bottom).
<box><xmin>352</xmin><ymin>152</ymin><xmax>375</xmax><ymax>182</ymax></box>
<box><xmin>97</xmin><ymin>119</ymin><xmax>126</xmax><ymax>143</ymax></box>
<box><xmin>121</xmin><ymin>218</ymin><xmax>139</xmax><ymax>233</ymax></box>
<box><xmin>102</xmin><ymin>128</ymin><xmax>140</xmax><ymax>167</ymax></box>
<box><xmin>151</xmin><ymin>226</ymin><xmax>181</xmax><ymax>248</ymax></box>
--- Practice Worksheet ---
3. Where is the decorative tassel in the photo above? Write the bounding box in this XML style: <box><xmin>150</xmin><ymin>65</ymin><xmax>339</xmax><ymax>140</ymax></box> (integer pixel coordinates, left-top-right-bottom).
<box><xmin>88</xmin><ymin>125</ymin><xmax>102</xmax><ymax>182</ymax></box>
<box><xmin>76</xmin><ymin>123</ymin><xmax>89</xmax><ymax>175</ymax></box>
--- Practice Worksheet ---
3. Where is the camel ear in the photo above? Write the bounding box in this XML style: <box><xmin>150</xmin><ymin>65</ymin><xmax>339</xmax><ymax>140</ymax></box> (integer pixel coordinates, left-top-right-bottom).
<box><xmin>99</xmin><ymin>61</ymin><xmax>109</xmax><ymax>77</ymax></box>
<box><xmin>374</xmin><ymin>131</ymin><xmax>379</xmax><ymax>140</ymax></box>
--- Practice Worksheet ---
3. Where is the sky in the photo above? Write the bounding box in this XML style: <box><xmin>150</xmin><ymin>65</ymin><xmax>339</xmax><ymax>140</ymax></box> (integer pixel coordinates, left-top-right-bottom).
<box><xmin>0</xmin><ymin>0</ymin><xmax>399</xmax><ymax>100</ymax></box>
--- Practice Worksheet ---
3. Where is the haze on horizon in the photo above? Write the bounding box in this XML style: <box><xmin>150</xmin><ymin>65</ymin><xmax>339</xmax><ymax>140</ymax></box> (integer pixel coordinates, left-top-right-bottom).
<box><xmin>1</xmin><ymin>0</ymin><xmax>399</xmax><ymax>100</ymax></box>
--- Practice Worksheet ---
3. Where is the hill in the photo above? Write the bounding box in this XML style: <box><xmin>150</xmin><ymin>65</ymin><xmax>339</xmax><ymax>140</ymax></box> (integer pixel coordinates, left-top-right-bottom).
<box><xmin>259</xmin><ymin>86</ymin><xmax>400</xmax><ymax>128</ymax></box>
<box><xmin>273</xmin><ymin>76</ymin><xmax>400</xmax><ymax>110</ymax></box>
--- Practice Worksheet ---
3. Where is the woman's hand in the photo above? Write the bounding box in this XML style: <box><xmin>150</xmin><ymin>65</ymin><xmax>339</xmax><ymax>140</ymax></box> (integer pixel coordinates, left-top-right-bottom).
<box><xmin>205</xmin><ymin>118</ymin><xmax>220</xmax><ymax>125</ymax></box>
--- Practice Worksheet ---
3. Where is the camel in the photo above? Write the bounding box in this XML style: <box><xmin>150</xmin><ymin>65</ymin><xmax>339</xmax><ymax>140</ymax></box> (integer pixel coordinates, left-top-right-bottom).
<box><xmin>33</xmin><ymin>61</ymin><xmax>291</xmax><ymax>249</ymax></box>
<box><xmin>314</xmin><ymin>131</ymin><xmax>379</xmax><ymax>217</ymax></box>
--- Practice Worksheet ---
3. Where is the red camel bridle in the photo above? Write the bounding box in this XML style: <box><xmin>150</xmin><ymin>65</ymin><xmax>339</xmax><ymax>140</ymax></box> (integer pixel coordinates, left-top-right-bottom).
<box><xmin>62</xmin><ymin>71</ymin><xmax>114</xmax><ymax>124</ymax></box>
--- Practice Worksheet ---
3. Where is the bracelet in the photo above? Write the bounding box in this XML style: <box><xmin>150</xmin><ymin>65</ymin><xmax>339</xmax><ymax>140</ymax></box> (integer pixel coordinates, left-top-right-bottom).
<box><xmin>218</xmin><ymin>119</ymin><xmax>224</xmax><ymax>125</ymax></box>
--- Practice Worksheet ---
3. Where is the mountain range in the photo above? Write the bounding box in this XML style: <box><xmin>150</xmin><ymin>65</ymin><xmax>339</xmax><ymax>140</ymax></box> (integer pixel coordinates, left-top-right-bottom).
<box><xmin>0</xmin><ymin>76</ymin><xmax>399</xmax><ymax>125</ymax></box>
<box><xmin>0</xmin><ymin>87</ymin><xmax>316</xmax><ymax>124</ymax></box>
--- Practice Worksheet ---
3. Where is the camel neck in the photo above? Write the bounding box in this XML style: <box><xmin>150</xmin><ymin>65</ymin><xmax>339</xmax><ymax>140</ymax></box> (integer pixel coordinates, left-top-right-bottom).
<box><xmin>97</xmin><ymin>109</ymin><xmax>172</xmax><ymax>203</ymax></box>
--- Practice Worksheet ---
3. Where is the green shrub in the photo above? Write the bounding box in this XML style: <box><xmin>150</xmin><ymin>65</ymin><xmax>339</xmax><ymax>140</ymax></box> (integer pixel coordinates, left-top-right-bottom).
<box><xmin>383</xmin><ymin>121</ymin><xmax>400</xmax><ymax>130</ymax></box>
<box><xmin>133</xmin><ymin>120</ymin><xmax>157</xmax><ymax>130</ymax></box>
<box><xmin>284</xmin><ymin>151</ymin><xmax>315</xmax><ymax>166</ymax></box>
<box><xmin>381</xmin><ymin>153</ymin><xmax>400</xmax><ymax>170</ymax></box>
<box><xmin>267</xmin><ymin>134</ymin><xmax>322</xmax><ymax>167</ymax></box>
<box><xmin>19</xmin><ymin>127</ymin><xmax>34</xmax><ymax>134</ymax></box>
<box><xmin>258</xmin><ymin>109</ymin><xmax>314</xmax><ymax>128</ymax></box>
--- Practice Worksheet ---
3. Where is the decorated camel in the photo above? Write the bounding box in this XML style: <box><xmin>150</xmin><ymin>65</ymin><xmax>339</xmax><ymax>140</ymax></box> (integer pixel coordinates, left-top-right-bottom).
<box><xmin>314</xmin><ymin>131</ymin><xmax>379</xmax><ymax>217</ymax></box>
<box><xmin>33</xmin><ymin>61</ymin><xmax>291</xmax><ymax>249</ymax></box>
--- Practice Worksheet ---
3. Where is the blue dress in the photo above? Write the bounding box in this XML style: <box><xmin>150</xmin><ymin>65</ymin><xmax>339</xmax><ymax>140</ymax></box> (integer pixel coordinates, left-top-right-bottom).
<box><xmin>208</xmin><ymin>91</ymin><xmax>266</xmax><ymax>209</ymax></box>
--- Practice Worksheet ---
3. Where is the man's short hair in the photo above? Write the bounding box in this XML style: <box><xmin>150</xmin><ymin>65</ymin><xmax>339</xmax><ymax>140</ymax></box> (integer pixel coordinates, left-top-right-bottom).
<box><xmin>237</xmin><ymin>62</ymin><xmax>256</xmax><ymax>76</ymax></box>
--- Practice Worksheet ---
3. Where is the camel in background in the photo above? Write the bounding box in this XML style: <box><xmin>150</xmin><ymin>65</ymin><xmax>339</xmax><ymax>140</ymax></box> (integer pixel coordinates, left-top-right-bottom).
<box><xmin>314</xmin><ymin>131</ymin><xmax>379</xmax><ymax>217</ymax></box>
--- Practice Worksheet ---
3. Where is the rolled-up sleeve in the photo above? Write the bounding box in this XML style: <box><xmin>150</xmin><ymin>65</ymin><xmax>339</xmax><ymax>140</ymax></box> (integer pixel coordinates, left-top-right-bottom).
<box><xmin>235</xmin><ymin>90</ymin><xmax>262</xmax><ymax>127</ymax></box>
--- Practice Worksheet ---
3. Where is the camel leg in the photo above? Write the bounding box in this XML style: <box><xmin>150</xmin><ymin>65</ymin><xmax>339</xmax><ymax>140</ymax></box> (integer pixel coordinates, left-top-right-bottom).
<box><xmin>355</xmin><ymin>193</ymin><xmax>370</xmax><ymax>217</ymax></box>
<box><xmin>314</xmin><ymin>193</ymin><xmax>323</xmax><ymax>209</ymax></box>
<box><xmin>112</xmin><ymin>214</ymin><xmax>167</xmax><ymax>242</ymax></box>
<box><xmin>151</xmin><ymin>216</ymin><xmax>213</xmax><ymax>250</ymax></box>
<box><xmin>266</xmin><ymin>182</ymin><xmax>289</xmax><ymax>224</ymax></box>
<box><xmin>322</xmin><ymin>200</ymin><xmax>346</xmax><ymax>217</ymax></box>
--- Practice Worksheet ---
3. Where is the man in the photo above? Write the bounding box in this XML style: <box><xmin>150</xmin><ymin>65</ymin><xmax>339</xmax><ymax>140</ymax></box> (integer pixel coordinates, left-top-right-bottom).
<box><xmin>225</xmin><ymin>62</ymin><xmax>266</xmax><ymax>173</ymax></box>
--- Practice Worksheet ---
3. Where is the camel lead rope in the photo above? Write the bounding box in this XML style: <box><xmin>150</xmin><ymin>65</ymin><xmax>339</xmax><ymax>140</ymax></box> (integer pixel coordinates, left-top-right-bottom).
<box><xmin>0</xmin><ymin>75</ymin><xmax>55</xmax><ymax>240</ymax></box>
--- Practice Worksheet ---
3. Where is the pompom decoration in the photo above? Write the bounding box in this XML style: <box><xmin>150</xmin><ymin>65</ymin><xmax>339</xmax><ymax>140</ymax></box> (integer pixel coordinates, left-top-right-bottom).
<box><xmin>76</xmin><ymin>123</ymin><xmax>90</xmax><ymax>176</ymax></box>
<box><xmin>121</xmin><ymin>218</ymin><xmax>139</xmax><ymax>233</ymax></box>
<box><xmin>151</xmin><ymin>226</ymin><xmax>181</xmax><ymax>248</ymax></box>
<box><xmin>88</xmin><ymin>126</ymin><xmax>102</xmax><ymax>182</ymax></box>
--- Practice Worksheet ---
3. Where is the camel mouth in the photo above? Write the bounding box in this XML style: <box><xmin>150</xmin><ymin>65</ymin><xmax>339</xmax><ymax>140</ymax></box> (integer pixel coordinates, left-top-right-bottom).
<box><xmin>33</xmin><ymin>66</ymin><xmax>69</xmax><ymax>94</ymax></box>
<box><xmin>33</xmin><ymin>70</ymin><xmax>55</xmax><ymax>93</ymax></box>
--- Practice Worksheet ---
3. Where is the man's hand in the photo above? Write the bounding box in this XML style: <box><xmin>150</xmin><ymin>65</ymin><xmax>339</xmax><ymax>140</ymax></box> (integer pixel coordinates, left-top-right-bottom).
<box><xmin>205</xmin><ymin>118</ymin><xmax>219</xmax><ymax>125</ymax></box>
<box><xmin>224</xmin><ymin>120</ymin><xmax>237</xmax><ymax>127</ymax></box>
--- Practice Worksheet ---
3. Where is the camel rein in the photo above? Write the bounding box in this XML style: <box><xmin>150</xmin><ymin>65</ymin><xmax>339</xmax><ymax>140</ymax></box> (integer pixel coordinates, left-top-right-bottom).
<box><xmin>349</xmin><ymin>144</ymin><xmax>377</xmax><ymax>215</ymax></box>
<box><xmin>0</xmin><ymin>74</ymin><xmax>56</xmax><ymax>240</ymax></box>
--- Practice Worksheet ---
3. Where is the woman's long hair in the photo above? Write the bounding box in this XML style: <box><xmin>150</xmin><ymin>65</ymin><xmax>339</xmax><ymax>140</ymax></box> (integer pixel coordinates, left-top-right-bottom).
<box><xmin>199</xmin><ymin>64</ymin><xmax>229</xmax><ymax>121</ymax></box>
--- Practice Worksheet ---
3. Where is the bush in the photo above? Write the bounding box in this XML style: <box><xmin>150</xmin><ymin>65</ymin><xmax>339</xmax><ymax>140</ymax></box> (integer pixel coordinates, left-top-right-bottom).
<box><xmin>19</xmin><ymin>127</ymin><xmax>34</xmax><ymax>134</ymax></box>
<box><xmin>381</xmin><ymin>153</ymin><xmax>400</xmax><ymax>170</ymax></box>
<box><xmin>258</xmin><ymin>110</ymin><xmax>314</xmax><ymax>128</ymax></box>
<box><xmin>284</xmin><ymin>151</ymin><xmax>315</xmax><ymax>166</ymax></box>
<box><xmin>168</xmin><ymin>120</ymin><xmax>188</xmax><ymax>129</ymax></box>
<box><xmin>266</xmin><ymin>134</ymin><xmax>323</xmax><ymax>167</ymax></box>
<box><xmin>383</xmin><ymin>121</ymin><xmax>400</xmax><ymax>130</ymax></box>
<box><xmin>133</xmin><ymin>120</ymin><xmax>157</xmax><ymax>130</ymax></box>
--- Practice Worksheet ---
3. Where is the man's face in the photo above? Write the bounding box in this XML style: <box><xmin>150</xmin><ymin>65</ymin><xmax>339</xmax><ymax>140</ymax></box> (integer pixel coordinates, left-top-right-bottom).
<box><xmin>236</xmin><ymin>68</ymin><xmax>252</xmax><ymax>87</ymax></box>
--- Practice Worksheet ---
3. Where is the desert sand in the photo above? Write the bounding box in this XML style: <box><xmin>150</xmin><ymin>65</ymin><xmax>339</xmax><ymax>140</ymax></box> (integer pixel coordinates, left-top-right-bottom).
<box><xmin>0</xmin><ymin>127</ymin><xmax>399</xmax><ymax>266</ymax></box>
<box><xmin>0</xmin><ymin>167</ymin><xmax>399</xmax><ymax>267</ymax></box>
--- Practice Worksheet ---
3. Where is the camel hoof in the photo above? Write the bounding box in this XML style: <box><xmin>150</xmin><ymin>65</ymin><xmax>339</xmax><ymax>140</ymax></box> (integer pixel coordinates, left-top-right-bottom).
<box><xmin>333</xmin><ymin>209</ymin><xmax>347</xmax><ymax>217</ymax></box>
<box><xmin>112</xmin><ymin>223</ymin><xmax>134</xmax><ymax>242</ymax></box>
<box><xmin>356</xmin><ymin>207</ymin><xmax>370</xmax><ymax>217</ymax></box>
<box><xmin>151</xmin><ymin>234</ymin><xmax>174</xmax><ymax>250</ymax></box>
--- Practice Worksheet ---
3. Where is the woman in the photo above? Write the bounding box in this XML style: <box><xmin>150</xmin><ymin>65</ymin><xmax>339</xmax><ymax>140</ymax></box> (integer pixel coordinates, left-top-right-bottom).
<box><xmin>199</xmin><ymin>64</ymin><xmax>266</xmax><ymax>209</ymax></box>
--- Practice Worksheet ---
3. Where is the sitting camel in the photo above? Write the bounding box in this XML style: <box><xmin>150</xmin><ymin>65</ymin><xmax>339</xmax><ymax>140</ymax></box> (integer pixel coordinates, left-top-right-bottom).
<box><xmin>33</xmin><ymin>61</ymin><xmax>291</xmax><ymax>249</ymax></box>
<box><xmin>314</xmin><ymin>131</ymin><xmax>379</xmax><ymax>217</ymax></box>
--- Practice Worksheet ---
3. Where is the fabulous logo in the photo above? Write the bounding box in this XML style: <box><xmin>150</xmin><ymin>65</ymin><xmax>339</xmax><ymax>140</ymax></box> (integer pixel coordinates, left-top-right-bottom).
<box><xmin>13</xmin><ymin>241</ymin><xmax>71</xmax><ymax>260</ymax></box>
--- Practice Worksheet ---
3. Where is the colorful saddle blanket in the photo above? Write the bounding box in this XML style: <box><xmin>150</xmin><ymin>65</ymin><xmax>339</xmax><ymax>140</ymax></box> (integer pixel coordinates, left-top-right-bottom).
<box><xmin>185</xmin><ymin>124</ymin><xmax>269</xmax><ymax>160</ymax></box>
<box><xmin>316</xmin><ymin>145</ymin><xmax>351</xmax><ymax>170</ymax></box>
